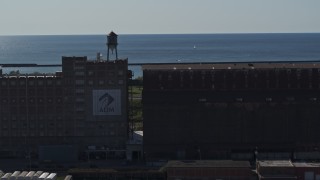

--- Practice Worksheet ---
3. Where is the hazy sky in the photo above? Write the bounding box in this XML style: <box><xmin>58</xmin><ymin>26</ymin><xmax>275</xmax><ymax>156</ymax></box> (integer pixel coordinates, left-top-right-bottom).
<box><xmin>0</xmin><ymin>0</ymin><xmax>319</xmax><ymax>35</ymax></box>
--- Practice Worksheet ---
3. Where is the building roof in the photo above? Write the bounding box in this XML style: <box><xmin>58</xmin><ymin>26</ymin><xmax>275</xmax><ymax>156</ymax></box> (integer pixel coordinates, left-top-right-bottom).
<box><xmin>293</xmin><ymin>162</ymin><xmax>320</xmax><ymax>167</ymax></box>
<box><xmin>127</xmin><ymin>131</ymin><xmax>143</xmax><ymax>144</ymax></box>
<box><xmin>108</xmin><ymin>31</ymin><xmax>118</xmax><ymax>36</ymax></box>
<box><xmin>165</xmin><ymin>160</ymin><xmax>251</xmax><ymax>168</ymax></box>
<box><xmin>142</xmin><ymin>61</ymin><xmax>320</xmax><ymax>70</ymax></box>
<box><xmin>258</xmin><ymin>160</ymin><xmax>294</xmax><ymax>167</ymax></box>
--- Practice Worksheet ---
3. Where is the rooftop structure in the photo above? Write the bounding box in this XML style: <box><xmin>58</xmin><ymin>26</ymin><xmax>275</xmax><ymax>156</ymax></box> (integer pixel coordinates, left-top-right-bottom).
<box><xmin>142</xmin><ymin>61</ymin><xmax>320</xmax><ymax>70</ymax></box>
<box><xmin>258</xmin><ymin>160</ymin><xmax>294</xmax><ymax>167</ymax></box>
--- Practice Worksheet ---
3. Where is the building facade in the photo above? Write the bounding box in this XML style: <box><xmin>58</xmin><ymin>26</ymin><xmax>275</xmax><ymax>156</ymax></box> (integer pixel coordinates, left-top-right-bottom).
<box><xmin>143</xmin><ymin>62</ymin><xmax>320</xmax><ymax>160</ymax></box>
<box><xmin>165</xmin><ymin>160</ymin><xmax>255</xmax><ymax>180</ymax></box>
<box><xmin>0</xmin><ymin>56</ymin><xmax>128</xmax><ymax>158</ymax></box>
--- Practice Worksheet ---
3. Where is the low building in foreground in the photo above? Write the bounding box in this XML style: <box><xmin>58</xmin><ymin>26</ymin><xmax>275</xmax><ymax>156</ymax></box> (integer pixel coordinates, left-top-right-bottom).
<box><xmin>164</xmin><ymin>160</ymin><xmax>255</xmax><ymax>180</ymax></box>
<box><xmin>68</xmin><ymin>168</ymin><xmax>165</xmax><ymax>180</ymax></box>
<box><xmin>257</xmin><ymin>160</ymin><xmax>320</xmax><ymax>180</ymax></box>
<box><xmin>257</xmin><ymin>160</ymin><xmax>296</xmax><ymax>179</ymax></box>
<box><xmin>294</xmin><ymin>162</ymin><xmax>320</xmax><ymax>180</ymax></box>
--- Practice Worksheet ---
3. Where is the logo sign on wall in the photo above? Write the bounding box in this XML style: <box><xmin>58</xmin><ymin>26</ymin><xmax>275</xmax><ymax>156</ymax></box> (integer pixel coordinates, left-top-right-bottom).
<box><xmin>93</xmin><ymin>90</ymin><xmax>121</xmax><ymax>115</ymax></box>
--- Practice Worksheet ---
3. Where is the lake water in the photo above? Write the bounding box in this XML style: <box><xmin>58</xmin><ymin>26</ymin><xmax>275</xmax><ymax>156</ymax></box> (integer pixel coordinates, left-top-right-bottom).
<box><xmin>1</xmin><ymin>33</ymin><xmax>320</xmax><ymax>77</ymax></box>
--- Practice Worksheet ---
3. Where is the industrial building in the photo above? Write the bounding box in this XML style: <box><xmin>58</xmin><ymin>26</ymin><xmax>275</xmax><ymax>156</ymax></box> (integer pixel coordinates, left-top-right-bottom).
<box><xmin>257</xmin><ymin>160</ymin><xmax>296</xmax><ymax>179</ymax></box>
<box><xmin>143</xmin><ymin>62</ymin><xmax>320</xmax><ymax>160</ymax></box>
<box><xmin>0</xmin><ymin>32</ymin><xmax>130</xmax><ymax>160</ymax></box>
<box><xmin>257</xmin><ymin>160</ymin><xmax>320</xmax><ymax>180</ymax></box>
<box><xmin>165</xmin><ymin>160</ymin><xmax>255</xmax><ymax>180</ymax></box>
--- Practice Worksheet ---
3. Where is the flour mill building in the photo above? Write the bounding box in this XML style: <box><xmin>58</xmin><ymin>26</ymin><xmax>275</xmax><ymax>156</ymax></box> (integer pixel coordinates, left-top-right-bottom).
<box><xmin>0</xmin><ymin>32</ymin><xmax>129</xmax><ymax>159</ymax></box>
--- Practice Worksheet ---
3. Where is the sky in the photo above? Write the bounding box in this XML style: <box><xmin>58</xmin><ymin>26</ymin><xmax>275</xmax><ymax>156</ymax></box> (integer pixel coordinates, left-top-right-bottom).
<box><xmin>0</xmin><ymin>0</ymin><xmax>319</xmax><ymax>35</ymax></box>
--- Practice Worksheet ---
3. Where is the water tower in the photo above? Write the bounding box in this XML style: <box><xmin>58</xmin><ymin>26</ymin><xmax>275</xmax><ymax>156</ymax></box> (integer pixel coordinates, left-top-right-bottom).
<box><xmin>106</xmin><ymin>31</ymin><xmax>118</xmax><ymax>61</ymax></box>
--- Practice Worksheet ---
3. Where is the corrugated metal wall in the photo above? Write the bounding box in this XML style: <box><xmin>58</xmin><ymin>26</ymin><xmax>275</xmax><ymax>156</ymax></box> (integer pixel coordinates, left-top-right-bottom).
<box><xmin>143</xmin><ymin>68</ymin><xmax>320</xmax><ymax>160</ymax></box>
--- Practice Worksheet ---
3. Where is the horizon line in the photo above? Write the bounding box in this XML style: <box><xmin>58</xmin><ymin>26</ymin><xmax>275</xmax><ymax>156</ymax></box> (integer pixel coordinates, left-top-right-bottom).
<box><xmin>1</xmin><ymin>32</ymin><xmax>320</xmax><ymax>36</ymax></box>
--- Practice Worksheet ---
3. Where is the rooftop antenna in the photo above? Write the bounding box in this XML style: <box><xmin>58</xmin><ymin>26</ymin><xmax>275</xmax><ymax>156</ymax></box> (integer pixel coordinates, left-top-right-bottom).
<box><xmin>96</xmin><ymin>52</ymin><xmax>102</xmax><ymax>61</ymax></box>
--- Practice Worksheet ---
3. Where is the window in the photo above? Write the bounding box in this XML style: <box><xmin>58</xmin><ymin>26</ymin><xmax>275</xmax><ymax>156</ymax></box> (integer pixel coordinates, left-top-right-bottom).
<box><xmin>88</xmin><ymin>71</ymin><xmax>94</xmax><ymax>76</ymax></box>
<box><xmin>235</xmin><ymin>98</ymin><xmax>243</xmax><ymax>102</ymax></box>
<box><xmin>75</xmin><ymin>80</ymin><xmax>85</xmax><ymax>85</ymax></box>
<box><xmin>108</xmin><ymin>72</ymin><xmax>115</xmax><ymax>77</ymax></box>
<box><xmin>47</xmin><ymin>98</ymin><xmax>53</xmax><ymax>103</ymax></box>
<box><xmin>266</xmin><ymin>97</ymin><xmax>272</xmax><ymax>102</ymax></box>
<box><xmin>286</xmin><ymin>97</ymin><xmax>295</xmax><ymax>101</ymax></box>
<box><xmin>309</xmin><ymin>97</ymin><xmax>317</xmax><ymax>101</ymax></box>
<box><xmin>76</xmin><ymin>97</ymin><xmax>85</xmax><ymax>102</ymax></box>
<box><xmin>76</xmin><ymin>89</ymin><xmax>85</xmax><ymax>94</ymax></box>
<box><xmin>118</xmin><ymin>70</ymin><xmax>124</xmax><ymax>76</ymax></box>
<box><xmin>108</xmin><ymin>80</ymin><xmax>114</xmax><ymax>85</ymax></box>
<box><xmin>57</xmin><ymin>98</ymin><xmax>62</xmax><ymax>103</ymax></box>
<box><xmin>28</xmin><ymin>81</ymin><xmax>34</xmax><ymax>86</ymax></box>
<box><xmin>74</xmin><ymin>66</ymin><xmax>85</xmax><ymax>70</ymax></box>
<box><xmin>11</xmin><ymin>98</ymin><xmax>16</xmax><ymax>104</ymax></box>
<box><xmin>10</xmin><ymin>81</ymin><xmax>16</xmax><ymax>86</ymax></box>
<box><xmin>88</xmin><ymin>80</ymin><xmax>93</xmax><ymax>85</ymax></box>
<box><xmin>38</xmin><ymin>98</ymin><xmax>44</xmax><ymax>103</ymax></box>
<box><xmin>75</xmin><ymin>71</ymin><xmax>85</xmax><ymax>76</ymax></box>
<box><xmin>20</xmin><ymin>80</ymin><xmax>26</xmax><ymax>86</ymax></box>
<box><xmin>76</xmin><ymin>107</ymin><xmax>84</xmax><ymax>112</ymax></box>
<box><xmin>99</xmin><ymin>80</ymin><xmax>104</xmax><ymax>85</ymax></box>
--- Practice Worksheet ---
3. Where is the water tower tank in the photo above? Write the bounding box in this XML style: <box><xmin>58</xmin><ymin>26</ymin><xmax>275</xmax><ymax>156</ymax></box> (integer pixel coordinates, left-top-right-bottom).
<box><xmin>106</xmin><ymin>31</ymin><xmax>118</xmax><ymax>60</ymax></box>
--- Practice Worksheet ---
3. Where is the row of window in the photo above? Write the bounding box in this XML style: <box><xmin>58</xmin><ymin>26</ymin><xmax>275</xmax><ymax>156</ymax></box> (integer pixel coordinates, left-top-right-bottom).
<box><xmin>233</xmin><ymin>97</ymin><xmax>318</xmax><ymax>102</ymax></box>
<box><xmin>0</xmin><ymin>89</ymin><xmax>62</xmax><ymax>95</ymax></box>
<box><xmin>149</xmin><ymin>79</ymin><xmax>320</xmax><ymax>90</ymax></box>
<box><xmin>1</xmin><ymin>78</ymin><xmax>126</xmax><ymax>87</ymax></box>
<box><xmin>0</xmin><ymin>131</ymin><xmax>64</xmax><ymax>137</ymax></box>
<box><xmin>0</xmin><ymin>79</ymin><xmax>62</xmax><ymax>86</ymax></box>
<box><xmin>148</xmin><ymin>68</ymin><xmax>320</xmax><ymax>75</ymax></box>
<box><xmin>0</xmin><ymin>128</ymin><xmax>118</xmax><ymax>137</ymax></box>
<box><xmin>65</xmin><ymin>68</ymin><xmax>125</xmax><ymax>77</ymax></box>
<box><xmin>2</xmin><ymin>123</ymin><xmax>60</xmax><ymax>129</ymax></box>
<box><xmin>75</xmin><ymin>79</ymin><xmax>124</xmax><ymax>86</ymax></box>
<box><xmin>195</xmin><ymin>97</ymin><xmax>320</xmax><ymax>103</ymax></box>
<box><xmin>85</xmin><ymin>70</ymin><xmax>125</xmax><ymax>77</ymax></box>
<box><xmin>0</xmin><ymin>98</ymin><xmax>63</xmax><ymax>104</ymax></box>
<box><xmin>0</xmin><ymin>116</ymin><xmax>63</xmax><ymax>121</ymax></box>
<box><xmin>146</xmin><ymin>69</ymin><xmax>320</xmax><ymax>84</ymax></box>
<box><xmin>154</xmin><ymin>74</ymin><xmax>320</xmax><ymax>83</ymax></box>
